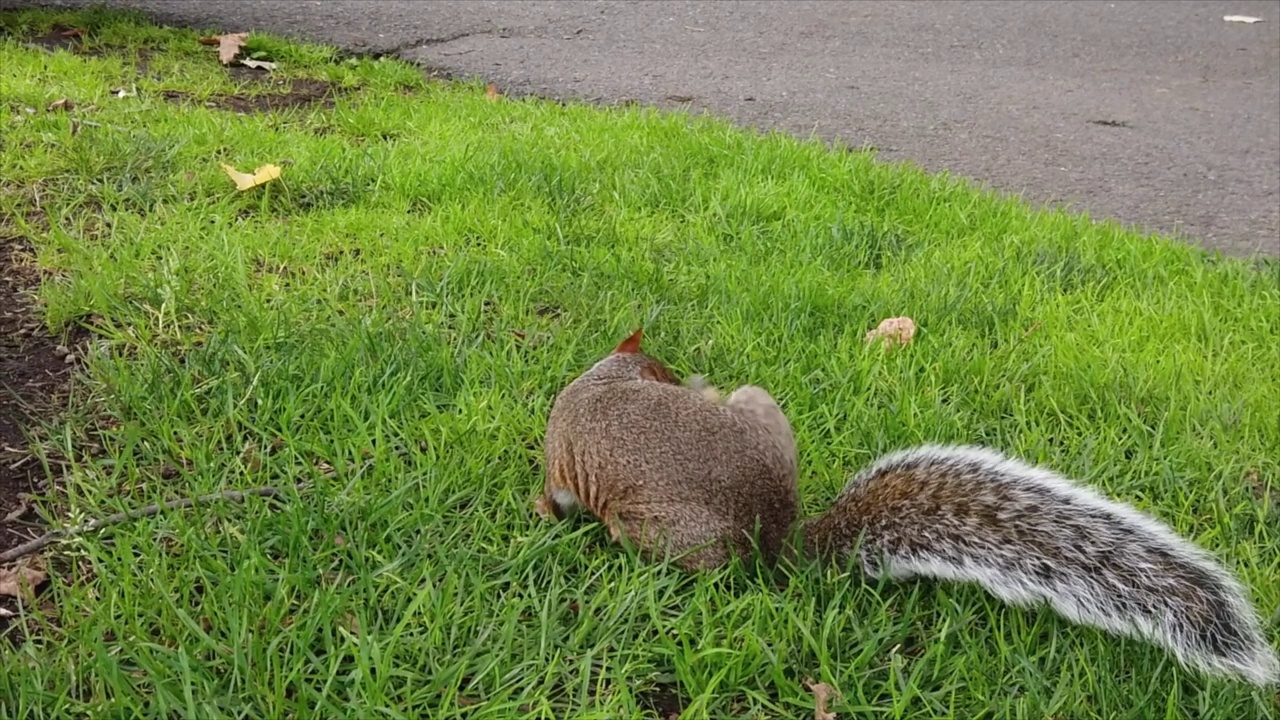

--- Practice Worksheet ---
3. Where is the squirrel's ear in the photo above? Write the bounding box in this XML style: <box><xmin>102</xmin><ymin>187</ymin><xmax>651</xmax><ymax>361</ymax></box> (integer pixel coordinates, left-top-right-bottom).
<box><xmin>612</xmin><ymin>327</ymin><xmax>643</xmax><ymax>355</ymax></box>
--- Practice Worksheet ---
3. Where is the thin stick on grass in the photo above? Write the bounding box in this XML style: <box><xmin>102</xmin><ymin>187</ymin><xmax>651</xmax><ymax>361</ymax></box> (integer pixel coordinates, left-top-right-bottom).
<box><xmin>0</xmin><ymin>447</ymin><xmax>404</xmax><ymax>564</ymax></box>
<box><xmin>0</xmin><ymin>482</ymin><xmax>310</xmax><ymax>564</ymax></box>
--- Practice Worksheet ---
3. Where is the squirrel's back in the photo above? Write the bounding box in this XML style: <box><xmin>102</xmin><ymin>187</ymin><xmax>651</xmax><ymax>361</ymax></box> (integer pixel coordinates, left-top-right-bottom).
<box><xmin>539</xmin><ymin>330</ymin><xmax>798</xmax><ymax>570</ymax></box>
<box><xmin>802</xmin><ymin>444</ymin><xmax>1280</xmax><ymax>686</ymax></box>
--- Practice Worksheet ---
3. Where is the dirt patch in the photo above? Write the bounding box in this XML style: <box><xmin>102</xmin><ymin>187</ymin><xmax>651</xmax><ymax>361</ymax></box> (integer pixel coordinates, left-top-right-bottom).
<box><xmin>162</xmin><ymin>68</ymin><xmax>340</xmax><ymax>114</ymax></box>
<box><xmin>637</xmin><ymin>684</ymin><xmax>686</xmax><ymax>720</ymax></box>
<box><xmin>0</xmin><ymin>235</ymin><xmax>86</xmax><ymax>619</ymax></box>
<box><xmin>22</xmin><ymin>25</ymin><xmax>85</xmax><ymax>53</ymax></box>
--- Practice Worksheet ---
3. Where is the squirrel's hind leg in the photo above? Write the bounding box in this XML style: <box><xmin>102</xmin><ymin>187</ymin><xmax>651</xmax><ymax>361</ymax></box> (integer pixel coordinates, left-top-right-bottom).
<box><xmin>683</xmin><ymin>374</ymin><xmax>722</xmax><ymax>403</ymax></box>
<box><xmin>612</xmin><ymin>507</ymin><xmax>738</xmax><ymax>571</ymax></box>
<box><xmin>534</xmin><ymin>488</ymin><xmax>581</xmax><ymax>521</ymax></box>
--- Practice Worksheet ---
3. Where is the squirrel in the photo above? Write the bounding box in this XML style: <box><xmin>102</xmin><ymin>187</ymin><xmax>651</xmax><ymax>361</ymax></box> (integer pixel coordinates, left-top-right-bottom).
<box><xmin>534</xmin><ymin>328</ymin><xmax>1280</xmax><ymax>687</ymax></box>
<box><xmin>538</xmin><ymin>328</ymin><xmax>799</xmax><ymax>571</ymax></box>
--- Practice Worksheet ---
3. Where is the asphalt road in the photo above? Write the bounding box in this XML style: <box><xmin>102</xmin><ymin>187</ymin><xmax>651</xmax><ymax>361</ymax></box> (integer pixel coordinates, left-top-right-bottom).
<box><xmin>13</xmin><ymin>0</ymin><xmax>1280</xmax><ymax>256</ymax></box>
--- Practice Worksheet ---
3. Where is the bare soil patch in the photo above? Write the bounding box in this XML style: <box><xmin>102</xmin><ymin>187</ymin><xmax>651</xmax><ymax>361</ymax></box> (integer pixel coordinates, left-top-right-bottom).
<box><xmin>160</xmin><ymin>76</ymin><xmax>338</xmax><ymax>114</ymax></box>
<box><xmin>0</xmin><ymin>236</ymin><xmax>86</xmax><ymax>621</ymax></box>
<box><xmin>22</xmin><ymin>24</ymin><xmax>85</xmax><ymax>53</ymax></box>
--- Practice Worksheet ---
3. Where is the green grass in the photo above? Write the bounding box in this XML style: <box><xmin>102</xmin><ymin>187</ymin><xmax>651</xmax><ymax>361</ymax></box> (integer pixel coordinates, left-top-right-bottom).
<box><xmin>1</xmin><ymin>7</ymin><xmax>1278</xmax><ymax>719</ymax></box>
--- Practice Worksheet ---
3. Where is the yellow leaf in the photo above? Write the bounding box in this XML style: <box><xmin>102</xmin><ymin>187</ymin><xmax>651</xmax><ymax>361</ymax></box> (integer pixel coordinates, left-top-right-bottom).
<box><xmin>220</xmin><ymin>163</ymin><xmax>282</xmax><ymax>191</ymax></box>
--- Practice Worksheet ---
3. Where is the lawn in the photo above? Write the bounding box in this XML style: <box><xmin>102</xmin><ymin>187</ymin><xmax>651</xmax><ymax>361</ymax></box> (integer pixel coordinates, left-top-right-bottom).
<box><xmin>0</xmin><ymin>7</ymin><xmax>1277</xmax><ymax>719</ymax></box>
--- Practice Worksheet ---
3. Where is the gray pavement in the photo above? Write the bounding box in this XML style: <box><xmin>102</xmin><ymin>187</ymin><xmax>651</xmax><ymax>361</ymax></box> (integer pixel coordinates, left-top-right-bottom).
<box><xmin>12</xmin><ymin>0</ymin><xmax>1280</xmax><ymax>257</ymax></box>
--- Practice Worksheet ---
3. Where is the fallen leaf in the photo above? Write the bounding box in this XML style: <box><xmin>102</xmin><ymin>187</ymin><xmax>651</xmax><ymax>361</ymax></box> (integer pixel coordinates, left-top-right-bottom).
<box><xmin>220</xmin><ymin>163</ymin><xmax>282</xmax><ymax>191</ymax></box>
<box><xmin>46</xmin><ymin>98</ymin><xmax>74</xmax><ymax>112</ymax></box>
<box><xmin>1223</xmin><ymin>15</ymin><xmax>1264</xmax><ymax>23</ymax></box>
<box><xmin>241</xmin><ymin>440</ymin><xmax>261</xmax><ymax>472</ymax></box>
<box><xmin>0</xmin><ymin>566</ymin><xmax>47</xmax><ymax>601</ymax></box>
<box><xmin>1245</xmin><ymin>468</ymin><xmax>1269</xmax><ymax>502</ymax></box>
<box><xmin>864</xmin><ymin>316</ymin><xmax>917</xmax><ymax>347</ymax></box>
<box><xmin>485</xmin><ymin>82</ymin><xmax>501</xmax><ymax>101</ymax></box>
<box><xmin>240</xmin><ymin>59</ymin><xmax>277</xmax><ymax>71</ymax></box>
<box><xmin>59</xmin><ymin>28</ymin><xmax>85</xmax><ymax>38</ymax></box>
<box><xmin>339</xmin><ymin>613</ymin><xmax>360</xmax><ymax>636</ymax></box>
<box><xmin>200</xmin><ymin>32</ymin><xmax>249</xmax><ymax>65</ymax></box>
<box><xmin>2</xmin><ymin>495</ymin><xmax>30</xmax><ymax>523</ymax></box>
<box><xmin>804</xmin><ymin>679</ymin><xmax>840</xmax><ymax>720</ymax></box>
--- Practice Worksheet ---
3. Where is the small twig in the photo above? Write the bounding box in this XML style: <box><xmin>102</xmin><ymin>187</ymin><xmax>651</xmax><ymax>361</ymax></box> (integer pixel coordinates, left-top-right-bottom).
<box><xmin>0</xmin><ymin>446</ymin><xmax>411</xmax><ymax>565</ymax></box>
<box><xmin>7</xmin><ymin>455</ymin><xmax>34</xmax><ymax>472</ymax></box>
<box><xmin>74</xmin><ymin>119</ymin><xmax>130</xmax><ymax>133</ymax></box>
<box><xmin>0</xmin><ymin>482</ymin><xmax>309</xmax><ymax>564</ymax></box>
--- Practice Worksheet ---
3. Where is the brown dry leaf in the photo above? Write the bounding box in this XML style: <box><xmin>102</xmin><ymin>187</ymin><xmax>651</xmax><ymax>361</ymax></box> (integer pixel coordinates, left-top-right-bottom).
<box><xmin>2</xmin><ymin>494</ymin><xmax>30</xmax><ymax>523</ymax></box>
<box><xmin>1245</xmin><ymin>468</ymin><xmax>1269</xmax><ymax>502</ymax></box>
<box><xmin>241</xmin><ymin>440</ymin><xmax>262</xmax><ymax>472</ymax></box>
<box><xmin>864</xmin><ymin>316</ymin><xmax>917</xmax><ymax>347</ymax></box>
<box><xmin>59</xmin><ymin>28</ymin><xmax>85</xmax><ymax>38</ymax></box>
<box><xmin>199</xmin><ymin>32</ymin><xmax>249</xmax><ymax>65</ymax></box>
<box><xmin>220</xmin><ymin>163</ymin><xmax>282</xmax><ymax>191</ymax></box>
<box><xmin>339</xmin><ymin>613</ymin><xmax>360</xmax><ymax>636</ymax></box>
<box><xmin>804</xmin><ymin>679</ymin><xmax>840</xmax><ymax>720</ymax></box>
<box><xmin>0</xmin><ymin>566</ymin><xmax>47</xmax><ymax>601</ymax></box>
<box><xmin>46</xmin><ymin>98</ymin><xmax>74</xmax><ymax>112</ymax></box>
<box><xmin>485</xmin><ymin>82</ymin><xmax>501</xmax><ymax>101</ymax></box>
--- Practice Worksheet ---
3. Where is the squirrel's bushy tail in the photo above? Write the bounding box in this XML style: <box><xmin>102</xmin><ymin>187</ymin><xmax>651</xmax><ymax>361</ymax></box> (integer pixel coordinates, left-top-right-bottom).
<box><xmin>801</xmin><ymin>444</ymin><xmax>1279</xmax><ymax>686</ymax></box>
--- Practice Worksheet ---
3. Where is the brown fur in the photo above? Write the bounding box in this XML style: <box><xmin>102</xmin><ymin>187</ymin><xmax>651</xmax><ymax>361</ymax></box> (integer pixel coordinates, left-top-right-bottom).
<box><xmin>538</xmin><ymin>328</ymin><xmax>797</xmax><ymax>570</ymax></box>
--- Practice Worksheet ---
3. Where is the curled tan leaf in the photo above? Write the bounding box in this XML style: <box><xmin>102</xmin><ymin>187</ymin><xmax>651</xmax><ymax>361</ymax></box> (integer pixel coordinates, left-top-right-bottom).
<box><xmin>485</xmin><ymin>82</ymin><xmax>501</xmax><ymax>101</ymax></box>
<box><xmin>804</xmin><ymin>678</ymin><xmax>840</xmax><ymax>720</ymax></box>
<box><xmin>864</xmin><ymin>316</ymin><xmax>917</xmax><ymax>347</ymax></box>
<box><xmin>0</xmin><ymin>565</ymin><xmax>47</xmax><ymax>601</ymax></box>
